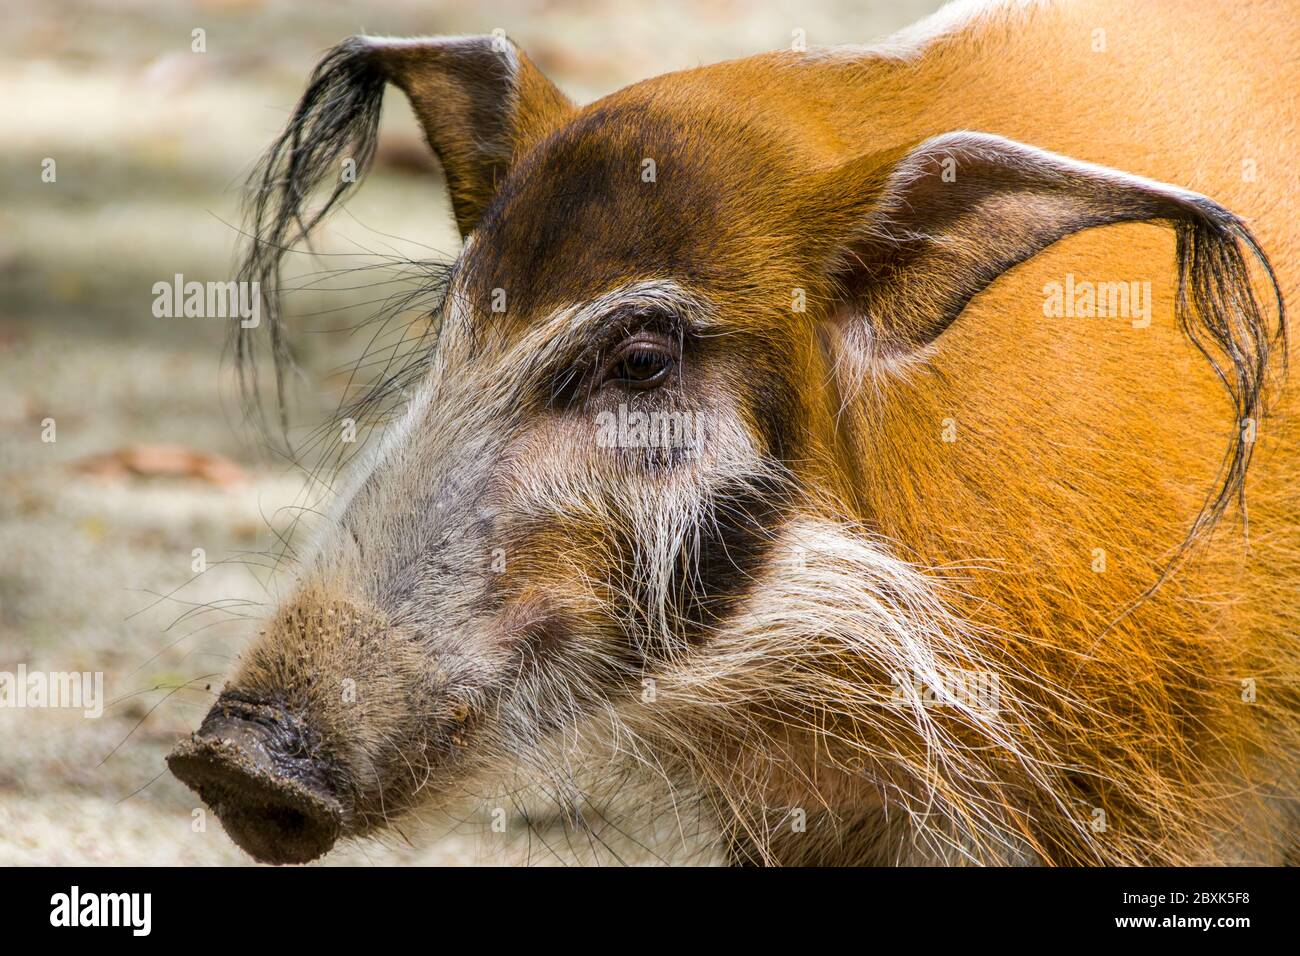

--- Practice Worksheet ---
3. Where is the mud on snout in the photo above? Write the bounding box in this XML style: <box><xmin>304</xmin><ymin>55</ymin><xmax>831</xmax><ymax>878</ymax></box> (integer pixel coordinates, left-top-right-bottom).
<box><xmin>167</xmin><ymin>589</ymin><xmax>490</xmax><ymax>864</ymax></box>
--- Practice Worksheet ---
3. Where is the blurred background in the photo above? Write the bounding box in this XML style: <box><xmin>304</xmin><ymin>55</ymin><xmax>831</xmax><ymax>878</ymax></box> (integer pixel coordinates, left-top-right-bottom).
<box><xmin>0</xmin><ymin>0</ymin><xmax>943</xmax><ymax>864</ymax></box>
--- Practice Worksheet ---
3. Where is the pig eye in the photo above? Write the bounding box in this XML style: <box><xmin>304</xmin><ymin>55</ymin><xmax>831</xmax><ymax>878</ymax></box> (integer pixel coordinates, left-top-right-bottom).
<box><xmin>602</xmin><ymin>333</ymin><xmax>676</xmax><ymax>390</ymax></box>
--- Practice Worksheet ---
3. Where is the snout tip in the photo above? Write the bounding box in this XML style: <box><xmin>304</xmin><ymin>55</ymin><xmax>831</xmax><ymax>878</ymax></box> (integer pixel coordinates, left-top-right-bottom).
<box><xmin>167</xmin><ymin>708</ymin><xmax>343</xmax><ymax>865</ymax></box>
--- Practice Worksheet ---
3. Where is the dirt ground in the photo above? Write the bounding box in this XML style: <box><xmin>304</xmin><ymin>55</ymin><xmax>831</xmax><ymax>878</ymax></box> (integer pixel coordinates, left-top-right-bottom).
<box><xmin>0</xmin><ymin>0</ymin><xmax>939</xmax><ymax>865</ymax></box>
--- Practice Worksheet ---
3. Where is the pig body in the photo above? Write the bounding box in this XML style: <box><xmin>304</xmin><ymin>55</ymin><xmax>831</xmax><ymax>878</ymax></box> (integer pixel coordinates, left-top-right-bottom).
<box><xmin>171</xmin><ymin>0</ymin><xmax>1298</xmax><ymax>865</ymax></box>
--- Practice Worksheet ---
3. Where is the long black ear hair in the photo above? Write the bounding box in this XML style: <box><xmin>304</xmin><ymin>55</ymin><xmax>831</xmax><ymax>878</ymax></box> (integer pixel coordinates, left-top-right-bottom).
<box><xmin>234</xmin><ymin>35</ymin><xmax>572</xmax><ymax>449</ymax></box>
<box><xmin>236</xmin><ymin>38</ymin><xmax>388</xmax><ymax>444</ymax></box>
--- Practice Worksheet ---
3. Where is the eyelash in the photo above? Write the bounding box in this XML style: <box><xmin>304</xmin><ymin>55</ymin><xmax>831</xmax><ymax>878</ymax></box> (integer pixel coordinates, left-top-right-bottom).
<box><xmin>545</xmin><ymin>323</ymin><xmax>684</xmax><ymax>408</ymax></box>
<box><xmin>602</xmin><ymin>337</ymin><xmax>677</xmax><ymax>390</ymax></box>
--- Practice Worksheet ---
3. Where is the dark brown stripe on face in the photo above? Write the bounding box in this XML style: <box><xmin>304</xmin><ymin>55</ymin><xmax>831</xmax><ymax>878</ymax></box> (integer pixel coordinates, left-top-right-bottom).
<box><xmin>745</xmin><ymin>358</ymin><xmax>803</xmax><ymax>468</ymax></box>
<box><xmin>642</xmin><ymin>360</ymin><xmax>801</xmax><ymax>651</ymax></box>
<box><xmin>676</xmin><ymin>469</ymin><xmax>788</xmax><ymax>641</ymax></box>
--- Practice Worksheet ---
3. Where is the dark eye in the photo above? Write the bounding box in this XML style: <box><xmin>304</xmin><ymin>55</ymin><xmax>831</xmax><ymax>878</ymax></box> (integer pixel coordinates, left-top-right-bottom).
<box><xmin>603</xmin><ymin>335</ymin><xmax>676</xmax><ymax>390</ymax></box>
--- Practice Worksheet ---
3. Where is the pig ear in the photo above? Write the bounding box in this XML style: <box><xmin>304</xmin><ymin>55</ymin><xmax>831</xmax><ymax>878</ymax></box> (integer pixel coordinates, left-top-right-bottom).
<box><xmin>238</xmin><ymin>34</ymin><xmax>572</xmax><ymax>420</ymax></box>
<box><xmin>820</xmin><ymin>131</ymin><xmax>1280</xmax><ymax>355</ymax></box>
<box><xmin>818</xmin><ymin>130</ymin><xmax>1284</xmax><ymax>533</ymax></box>
<box><xmin>245</xmin><ymin>34</ymin><xmax>572</xmax><ymax>254</ymax></box>
<box><xmin>369</xmin><ymin>35</ymin><xmax>574</xmax><ymax>235</ymax></box>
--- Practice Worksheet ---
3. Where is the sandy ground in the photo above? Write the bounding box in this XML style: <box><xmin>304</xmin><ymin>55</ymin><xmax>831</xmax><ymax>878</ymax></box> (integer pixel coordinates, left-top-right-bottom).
<box><xmin>0</xmin><ymin>0</ymin><xmax>940</xmax><ymax>865</ymax></box>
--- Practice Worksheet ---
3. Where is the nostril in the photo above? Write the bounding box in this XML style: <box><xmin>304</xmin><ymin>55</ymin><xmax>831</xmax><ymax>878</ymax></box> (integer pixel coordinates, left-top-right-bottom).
<box><xmin>167</xmin><ymin>700</ymin><xmax>343</xmax><ymax>865</ymax></box>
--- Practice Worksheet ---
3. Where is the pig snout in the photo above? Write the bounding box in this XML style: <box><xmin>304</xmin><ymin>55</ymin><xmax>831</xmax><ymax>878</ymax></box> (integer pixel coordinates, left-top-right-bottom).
<box><xmin>167</xmin><ymin>693</ymin><xmax>343</xmax><ymax>865</ymax></box>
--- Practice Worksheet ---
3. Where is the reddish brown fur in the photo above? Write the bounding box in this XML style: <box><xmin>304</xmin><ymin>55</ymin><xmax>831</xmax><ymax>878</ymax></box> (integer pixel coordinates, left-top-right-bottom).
<box><xmin>180</xmin><ymin>0</ymin><xmax>1297</xmax><ymax>865</ymax></box>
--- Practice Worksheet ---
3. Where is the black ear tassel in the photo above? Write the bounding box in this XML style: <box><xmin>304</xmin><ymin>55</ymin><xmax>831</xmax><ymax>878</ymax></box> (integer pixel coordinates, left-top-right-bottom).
<box><xmin>236</xmin><ymin>38</ymin><xmax>388</xmax><ymax>439</ymax></box>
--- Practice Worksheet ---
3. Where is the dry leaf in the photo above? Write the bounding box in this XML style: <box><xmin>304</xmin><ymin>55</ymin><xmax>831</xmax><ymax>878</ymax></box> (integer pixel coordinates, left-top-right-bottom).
<box><xmin>71</xmin><ymin>444</ymin><xmax>247</xmax><ymax>487</ymax></box>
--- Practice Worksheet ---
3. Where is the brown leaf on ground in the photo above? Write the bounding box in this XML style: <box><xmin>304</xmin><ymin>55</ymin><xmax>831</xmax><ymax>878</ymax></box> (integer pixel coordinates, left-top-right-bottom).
<box><xmin>0</xmin><ymin>322</ymin><xmax>29</xmax><ymax>351</ymax></box>
<box><xmin>70</xmin><ymin>444</ymin><xmax>248</xmax><ymax>487</ymax></box>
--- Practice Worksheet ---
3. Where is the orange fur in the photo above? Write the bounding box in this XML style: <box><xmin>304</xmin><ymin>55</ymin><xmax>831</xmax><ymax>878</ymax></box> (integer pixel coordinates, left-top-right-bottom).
<box><xmin>181</xmin><ymin>0</ymin><xmax>1297</xmax><ymax>866</ymax></box>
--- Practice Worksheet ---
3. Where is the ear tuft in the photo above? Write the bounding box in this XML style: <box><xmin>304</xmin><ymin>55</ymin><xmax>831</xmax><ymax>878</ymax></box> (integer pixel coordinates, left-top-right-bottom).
<box><xmin>238</xmin><ymin>37</ymin><xmax>390</xmax><ymax>436</ymax></box>
<box><xmin>236</xmin><ymin>34</ymin><xmax>573</xmax><ymax>435</ymax></box>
